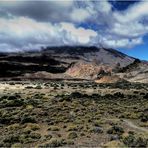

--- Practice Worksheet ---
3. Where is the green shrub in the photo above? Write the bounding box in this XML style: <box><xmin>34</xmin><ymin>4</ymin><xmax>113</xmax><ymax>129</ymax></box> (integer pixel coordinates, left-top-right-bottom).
<box><xmin>48</xmin><ymin>126</ymin><xmax>60</xmax><ymax>131</ymax></box>
<box><xmin>3</xmin><ymin>135</ymin><xmax>20</xmax><ymax>144</ymax></box>
<box><xmin>35</xmin><ymin>85</ymin><xmax>42</xmax><ymax>89</ymax></box>
<box><xmin>41</xmin><ymin>138</ymin><xmax>64</xmax><ymax>147</ymax></box>
<box><xmin>11</xmin><ymin>143</ymin><xmax>22</xmax><ymax>148</ymax></box>
<box><xmin>140</xmin><ymin>114</ymin><xmax>148</xmax><ymax>122</ymax></box>
<box><xmin>21</xmin><ymin>116</ymin><xmax>37</xmax><ymax>124</ymax></box>
<box><xmin>29</xmin><ymin>132</ymin><xmax>41</xmax><ymax>139</ymax></box>
<box><xmin>24</xmin><ymin>123</ymin><xmax>40</xmax><ymax>131</ymax></box>
<box><xmin>7</xmin><ymin>123</ymin><xmax>20</xmax><ymax>130</ymax></box>
<box><xmin>5</xmin><ymin>99</ymin><xmax>24</xmax><ymax>107</ymax></box>
<box><xmin>123</xmin><ymin>134</ymin><xmax>147</xmax><ymax>147</ymax></box>
<box><xmin>67</xmin><ymin>132</ymin><xmax>78</xmax><ymax>139</ymax></box>
<box><xmin>107</xmin><ymin>125</ymin><xmax>124</xmax><ymax>135</ymax></box>
<box><xmin>67</xmin><ymin>125</ymin><xmax>78</xmax><ymax>131</ymax></box>
<box><xmin>7</xmin><ymin>95</ymin><xmax>20</xmax><ymax>100</ymax></box>
<box><xmin>66</xmin><ymin>140</ymin><xmax>74</xmax><ymax>145</ymax></box>
<box><xmin>70</xmin><ymin>92</ymin><xmax>84</xmax><ymax>98</ymax></box>
<box><xmin>90</xmin><ymin>126</ymin><xmax>103</xmax><ymax>134</ymax></box>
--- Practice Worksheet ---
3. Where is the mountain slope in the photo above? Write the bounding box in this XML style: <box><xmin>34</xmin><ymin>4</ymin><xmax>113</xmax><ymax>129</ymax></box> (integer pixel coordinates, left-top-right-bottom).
<box><xmin>0</xmin><ymin>46</ymin><xmax>147</xmax><ymax>83</ymax></box>
<box><xmin>43</xmin><ymin>46</ymin><xmax>135</xmax><ymax>67</ymax></box>
<box><xmin>117</xmin><ymin>60</ymin><xmax>148</xmax><ymax>83</ymax></box>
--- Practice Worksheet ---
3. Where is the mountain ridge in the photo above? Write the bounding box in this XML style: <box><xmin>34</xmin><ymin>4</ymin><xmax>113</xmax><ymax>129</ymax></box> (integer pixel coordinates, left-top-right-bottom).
<box><xmin>0</xmin><ymin>46</ymin><xmax>147</xmax><ymax>83</ymax></box>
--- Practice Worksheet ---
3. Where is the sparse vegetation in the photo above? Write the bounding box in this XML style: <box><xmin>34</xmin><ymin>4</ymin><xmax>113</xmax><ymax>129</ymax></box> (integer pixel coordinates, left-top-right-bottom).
<box><xmin>0</xmin><ymin>81</ymin><xmax>148</xmax><ymax>147</ymax></box>
<box><xmin>122</xmin><ymin>133</ymin><xmax>148</xmax><ymax>147</ymax></box>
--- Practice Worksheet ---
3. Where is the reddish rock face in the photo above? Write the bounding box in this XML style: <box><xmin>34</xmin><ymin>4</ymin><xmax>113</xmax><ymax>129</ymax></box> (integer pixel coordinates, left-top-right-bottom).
<box><xmin>66</xmin><ymin>61</ymin><xmax>113</xmax><ymax>79</ymax></box>
<box><xmin>95</xmin><ymin>76</ymin><xmax>126</xmax><ymax>83</ymax></box>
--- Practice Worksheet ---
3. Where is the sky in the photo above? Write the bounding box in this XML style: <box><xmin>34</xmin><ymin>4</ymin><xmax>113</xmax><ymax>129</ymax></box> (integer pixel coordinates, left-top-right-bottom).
<box><xmin>0</xmin><ymin>0</ymin><xmax>148</xmax><ymax>60</ymax></box>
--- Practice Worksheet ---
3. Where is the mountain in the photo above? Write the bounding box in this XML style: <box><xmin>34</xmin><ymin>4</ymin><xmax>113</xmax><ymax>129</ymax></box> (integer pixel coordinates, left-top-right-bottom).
<box><xmin>0</xmin><ymin>46</ymin><xmax>147</xmax><ymax>83</ymax></box>
<box><xmin>43</xmin><ymin>46</ymin><xmax>135</xmax><ymax>67</ymax></box>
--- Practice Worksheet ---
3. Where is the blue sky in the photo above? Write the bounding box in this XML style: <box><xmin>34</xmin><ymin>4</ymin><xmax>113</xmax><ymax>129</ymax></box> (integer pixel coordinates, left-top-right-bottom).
<box><xmin>109</xmin><ymin>0</ymin><xmax>139</xmax><ymax>11</ymax></box>
<box><xmin>0</xmin><ymin>0</ymin><xmax>148</xmax><ymax>60</ymax></box>
<box><xmin>120</xmin><ymin>36</ymin><xmax>148</xmax><ymax>60</ymax></box>
<box><xmin>110</xmin><ymin>0</ymin><xmax>148</xmax><ymax>60</ymax></box>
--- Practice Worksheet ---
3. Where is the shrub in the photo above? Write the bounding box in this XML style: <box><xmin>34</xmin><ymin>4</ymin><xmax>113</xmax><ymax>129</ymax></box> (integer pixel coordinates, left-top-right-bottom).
<box><xmin>3</xmin><ymin>135</ymin><xmax>20</xmax><ymax>144</ymax></box>
<box><xmin>41</xmin><ymin>138</ymin><xmax>64</xmax><ymax>147</ymax></box>
<box><xmin>103</xmin><ymin>141</ymin><xmax>125</xmax><ymax>147</ymax></box>
<box><xmin>44</xmin><ymin>134</ymin><xmax>52</xmax><ymax>140</ymax></box>
<box><xmin>135</xmin><ymin>137</ymin><xmax>147</xmax><ymax>147</ymax></box>
<box><xmin>70</xmin><ymin>92</ymin><xmax>83</xmax><ymax>98</ymax></box>
<box><xmin>114</xmin><ymin>92</ymin><xmax>124</xmax><ymax>98</ymax></box>
<box><xmin>29</xmin><ymin>132</ymin><xmax>41</xmax><ymax>139</ymax></box>
<box><xmin>7</xmin><ymin>95</ymin><xmax>20</xmax><ymax>100</ymax></box>
<box><xmin>11</xmin><ymin>143</ymin><xmax>23</xmax><ymax>148</ymax></box>
<box><xmin>25</xmin><ymin>86</ymin><xmax>33</xmax><ymax>89</ymax></box>
<box><xmin>0</xmin><ymin>95</ymin><xmax>8</xmax><ymax>100</ymax></box>
<box><xmin>107</xmin><ymin>125</ymin><xmax>124</xmax><ymax>135</ymax></box>
<box><xmin>11</xmin><ymin>143</ymin><xmax>22</xmax><ymax>148</ymax></box>
<box><xmin>21</xmin><ymin>116</ymin><xmax>37</xmax><ymax>124</ymax></box>
<box><xmin>143</xmin><ymin>93</ymin><xmax>148</xmax><ymax>99</ymax></box>
<box><xmin>5</xmin><ymin>99</ymin><xmax>24</xmax><ymax>107</ymax></box>
<box><xmin>26</xmin><ymin>105</ymin><xmax>34</xmax><ymax>110</ymax></box>
<box><xmin>66</xmin><ymin>140</ymin><xmax>74</xmax><ymax>145</ymax></box>
<box><xmin>7</xmin><ymin>123</ymin><xmax>20</xmax><ymax>130</ymax></box>
<box><xmin>123</xmin><ymin>134</ymin><xmax>147</xmax><ymax>147</ymax></box>
<box><xmin>0</xmin><ymin>116</ymin><xmax>12</xmax><ymax>124</ymax></box>
<box><xmin>24</xmin><ymin>123</ymin><xmax>40</xmax><ymax>131</ymax></box>
<box><xmin>67</xmin><ymin>132</ymin><xmax>78</xmax><ymax>139</ymax></box>
<box><xmin>67</xmin><ymin>125</ymin><xmax>78</xmax><ymax>131</ymax></box>
<box><xmin>140</xmin><ymin>114</ymin><xmax>148</xmax><ymax>122</ymax></box>
<box><xmin>90</xmin><ymin>126</ymin><xmax>103</xmax><ymax>134</ymax></box>
<box><xmin>35</xmin><ymin>85</ymin><xmax>42</xmax><ymax>89</ymax></box>
<box><xmin>48</xmin><ymin>126</ymin><xmax>60</xmax><ymax>131</ymax></box>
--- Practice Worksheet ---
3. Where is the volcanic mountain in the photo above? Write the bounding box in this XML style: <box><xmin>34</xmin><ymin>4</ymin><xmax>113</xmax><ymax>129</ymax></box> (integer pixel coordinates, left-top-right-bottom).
<box><xmin>0</xmin><ymin>46</ymin><xmax>147</xmax><ymax>83</ymax></box>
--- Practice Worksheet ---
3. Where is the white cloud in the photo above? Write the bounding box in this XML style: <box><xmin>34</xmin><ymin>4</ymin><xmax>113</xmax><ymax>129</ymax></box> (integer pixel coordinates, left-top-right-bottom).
<box><xmin>98</xmin><ymin>0</ymin><xmax>112</xmax><ymax>13</ymax></box>
<box><xmin>111</xmin><ymin>1</ymin><xmax>148</xmax><ymax>38</ymax></box>
<box><xmin>0</xmin><ymin>17</ymin><xmax>98</xmax><ymax>51</ymax></box>
<box><xmin>105</xmin><ymin>1</ymin><xmax>148</xmax><ymax>48</ymax></box>
<box><xmin>114</xmin><ymin>1</ymin><xmax>148</xmax><ymax>23</ymax></box>
<box><xmin>70</xmin><ymin>8</ymin><xmax>91</xmax><ymax>22</ymax></box>
<box><xmin>0</xmin><ymin>0</ymin><xmax>148</xmax><ymax>51</ymax></box>
<box><xmin>60</xmin><ymin>22</ymin><xmax>97</xmax><ymax>44</ymax></box>
<box><xmin>110</xmin><ymin>22</ymin><xmax>148</xmax><ymax>38</ymax></box>
<box><xmin>50</xmin><ymin>0</ymin><xmax>74</xmax><ymax>8</ymax></box>
<box><xmin>101</xmin><ymin>35</ymin><xmax>143</xmax><ymax>48</ymax></box>
<box><xmin>0</xmin><ymin>17</ymin><xmax>62</xmax><ymax>51</ymax></box>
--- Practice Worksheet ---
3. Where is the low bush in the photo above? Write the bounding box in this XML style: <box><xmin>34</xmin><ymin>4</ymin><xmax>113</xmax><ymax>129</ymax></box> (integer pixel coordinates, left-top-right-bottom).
<box><xmin>21</xmin><ymin>116</ymin><xmax>37</xmax><ymax>124</ymax></box>
<box><xmin>48</xmin><ymin>126</ymin><xmax>60</xmax><ymax>131</ymax></box>
<box><xmin>67</xmin><ymin>132</ymin><xmax>78</xmax><ymax>139</ymax></box>
<box><xmin>107</xmin><ymin>125</ymin><xmax>124</xmax><ymax>135</ymax></box>
<box><xmin>123</xmin><ymin>134</ymin><xmax>147</xmax><ymax>147</ymax></box>
<box><xmin>40</xmin><ymin>138</ymin><xmax>64</xmax><ymax>147</ymax></box>
<box><xmin>90</xmin><ymin>126</ymin><xmax>103</xmax><ymax>134</ymax></box>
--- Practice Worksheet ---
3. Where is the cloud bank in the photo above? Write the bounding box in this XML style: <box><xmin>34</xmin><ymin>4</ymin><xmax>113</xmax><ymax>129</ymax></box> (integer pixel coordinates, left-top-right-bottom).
<box><xmin>0</xmin><ymin>0</ymin><xmax>148</xmax><ymax>52</ymax></box>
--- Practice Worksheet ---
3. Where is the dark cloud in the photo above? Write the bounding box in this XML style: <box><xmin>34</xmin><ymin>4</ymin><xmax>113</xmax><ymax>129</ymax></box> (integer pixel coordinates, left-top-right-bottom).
<box><xmin>0</xmin><ymin>1</ymin><xmax>74</xmax><ymax>22</ymax></box>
